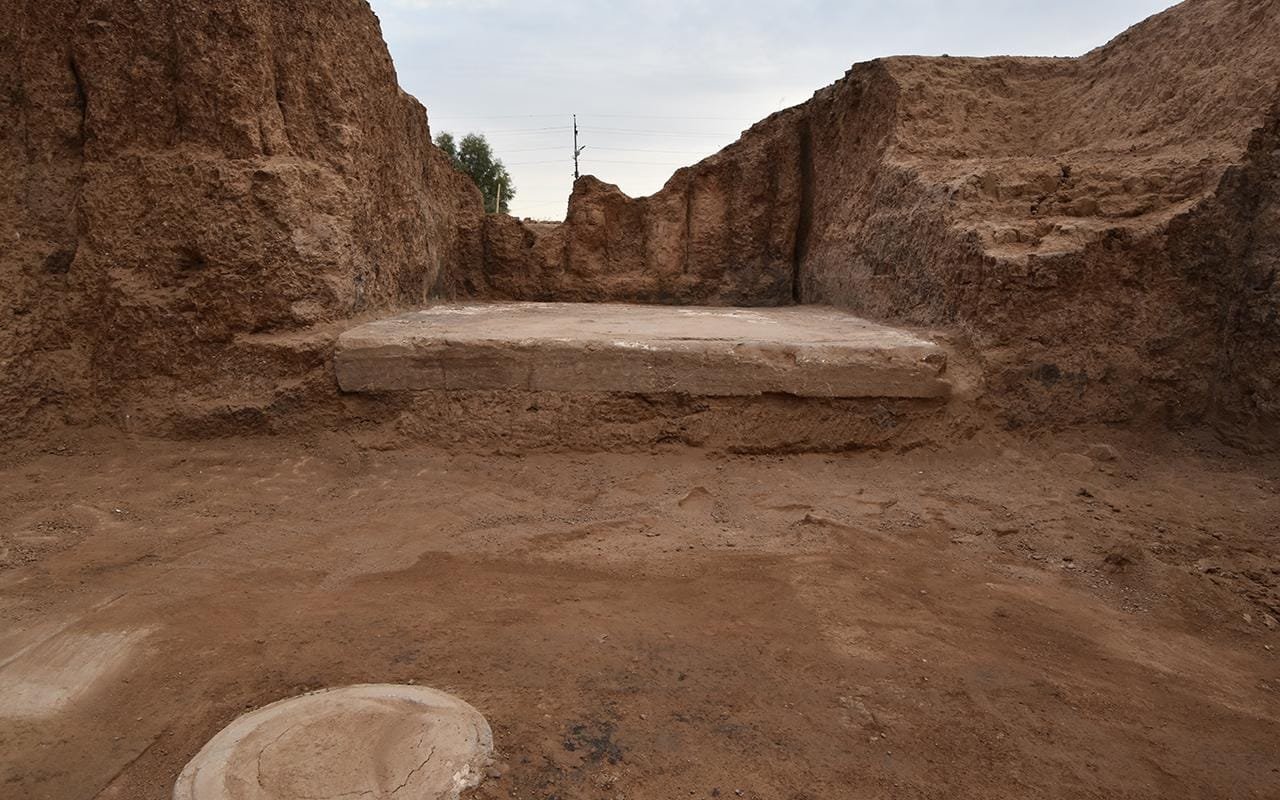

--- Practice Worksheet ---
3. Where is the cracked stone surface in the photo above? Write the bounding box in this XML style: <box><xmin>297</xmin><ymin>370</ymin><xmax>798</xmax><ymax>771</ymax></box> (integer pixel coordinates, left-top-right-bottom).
<box><xmin>173</xmin><ymin>685</ymin><xmax>492</xmax><ymax>800</ymax></box>
<box><xmin>335</xmin><ymin>302</ymin><xmax>951</xmax><ymax>398</ymax></box>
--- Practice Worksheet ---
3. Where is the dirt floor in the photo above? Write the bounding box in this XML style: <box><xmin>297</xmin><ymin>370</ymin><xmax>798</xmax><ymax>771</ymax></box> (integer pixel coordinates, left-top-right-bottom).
<box><xmin>1</xmin><ymin>428</ymin><xmax>1277</xmax><ymax>799</ymax></box>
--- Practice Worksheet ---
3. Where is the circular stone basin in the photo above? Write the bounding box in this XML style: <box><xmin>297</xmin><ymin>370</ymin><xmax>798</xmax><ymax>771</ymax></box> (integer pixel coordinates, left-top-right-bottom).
<box><xmin>174</xmin><ymin>684</ymin><xmax>493</xmax><ymax>800</ymax></box>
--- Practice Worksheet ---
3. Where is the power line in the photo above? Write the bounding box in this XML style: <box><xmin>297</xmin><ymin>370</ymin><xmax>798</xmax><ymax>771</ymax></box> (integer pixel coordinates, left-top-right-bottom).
<box><xmin>483</xmin><ymin>132</ymin><xmax>575</xmax><ymax>139</ymax></box>
<box><xmin>582</xmin><ymin>126</ymin><xmax>738</xmax><ymax>137</ymax></box>
<box><xmin>447</xmin><ymin>113</ymin><xmax>731</xmax><ymax>191</ymax></box>
<box><xmin>500</xmin><ymin>146</ymin><xmax>711</xmax><ymax>157</ymax></box>
<box><xmin>586</xmin><ymin>114</ymin><xmax>752</xmax><ymax>122</ymax></box>
<box><xmin>573</xmin><ymin>114</ymin><xmax>583</xmax><ymax>180</ymax></box>
<box><xmin>436</xmin><ymin>125</ymin><xmax>570</xmax><ymax>135</ymax></box>
<box><xmin>433</xmin><ymin>114</ymin><xmax>568</xmax><ymax>120</ymax></box>
<box><xmin>581</xmin><ymin>159</ymin><xmax>691</xmax><ymax>166</ymax></box>
<box><xmin>589</xmin><ymin>146</ymin><xmax>712</xmax><ymax>155</ymax></box>
<box><xmin>479</xmin><ymin>131</ymin><xmax>575</xmax><ymax>138</ymax></box>
<box><xmin>506</xmin><ymin>157</ymin><xmax>698</xmax><ymax>167</ymax></box>
<box><xmin>433</xmin><ymin>113</ymin><xmax>754</xmax><ymax>122</ymax></box>
<box><xmin>474</xmin><ymin>125</ymin><xmax>570</xmax><ymax>133</ymax></box>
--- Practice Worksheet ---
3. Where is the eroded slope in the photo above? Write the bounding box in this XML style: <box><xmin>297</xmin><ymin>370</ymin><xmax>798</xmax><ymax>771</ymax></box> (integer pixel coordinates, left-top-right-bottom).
<box><xmin>0</xmin><ymin>0</ymin><xmax>485</xmax><ymax>438</ymax></box>
<box><xmin>465</xmin><ymin>0</ymin><xmax>1280</xmax><ymax>438</ymax></box>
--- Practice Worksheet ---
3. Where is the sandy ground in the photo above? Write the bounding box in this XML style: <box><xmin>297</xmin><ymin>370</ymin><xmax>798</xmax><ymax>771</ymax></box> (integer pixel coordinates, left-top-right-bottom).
<box><xmin>1</xmin><ymin>429</ymin><xmax>1277</xmax><ymax>799</ymax></box>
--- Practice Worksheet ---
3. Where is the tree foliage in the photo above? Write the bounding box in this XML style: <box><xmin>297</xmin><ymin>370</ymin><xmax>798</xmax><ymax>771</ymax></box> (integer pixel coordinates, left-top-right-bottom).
<box><xmin>435</xmin><ymin>132</ymin><xmax>515</xmax><ymax>214</ymax></box>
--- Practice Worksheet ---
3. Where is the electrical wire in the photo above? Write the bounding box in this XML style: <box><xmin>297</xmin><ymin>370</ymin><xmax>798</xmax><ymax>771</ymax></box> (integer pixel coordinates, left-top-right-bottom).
<box><xmin>433</xmin><ymin>113</ymin><xmax>754</xmax><ymax>122</ymax></box>
<box><xmin>580</xmin><ymin>159</ymin><xmax>691</xmax><ymax>166</ymax></box>
<box><xmin>499</xmin><ymin>146</ymin><xmax>567</xmax><ymax>153</ymax></box>
<box><xmin>580</xmin><ymin>126</ymin><xmax>738</xmax><ymax>137</ymax></box>
<box><xmin>585</xmin><ymin>113</ymin><xmax>752</xmax><ymax>122</ymax></box>
<box><xmin>588</xmin><ymin>146</ymin><xmax>713</xmax><ymax>155</ymax></box>
<box><xmin>465</xmin><ymin>125</ymin><xmax>571</xmax><ymax>133</ymax></box>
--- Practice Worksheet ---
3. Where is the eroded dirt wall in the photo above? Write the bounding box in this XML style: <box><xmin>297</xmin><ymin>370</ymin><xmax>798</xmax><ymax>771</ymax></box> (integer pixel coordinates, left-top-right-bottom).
<box><xmin>4</xmin><ymin>0</ymin><xmax>1277</xmax><ymax>444</ymax></box>
<box><xmin>0</xmin><ymin>0</ymin><xmax>484</xmax><ymax>438</ymax></box>
<box><xmin>799</xmin><ymin>0</ymin><xmax>1280</xmax><ymax>433</ymax></box>
<box><xmin>457</xmin><ymin>0</ymin><xmax>1280</xmax><ymax>440</ymax></box>
<box><xmin>455</xmin><ymin>109</ymin><xmax>807</xmax><ymax>305</ymax></box>
<box><xmin>1170</xmin><ymin>105</ymin><xmax>1280</xmax><ymax>444</ymax></box>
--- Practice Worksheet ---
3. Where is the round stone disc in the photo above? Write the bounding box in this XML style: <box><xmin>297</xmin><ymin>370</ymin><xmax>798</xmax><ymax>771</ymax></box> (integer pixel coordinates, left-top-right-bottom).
<box><xmin>174</xmin><ymin>684</ymin><xmax>493</xmax><ymax>800</ymax></box>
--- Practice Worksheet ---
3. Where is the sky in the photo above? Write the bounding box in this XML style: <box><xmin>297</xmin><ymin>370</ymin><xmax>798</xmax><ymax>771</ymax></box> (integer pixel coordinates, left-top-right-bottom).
<box><xmin>367</xmin><ymin>0</ymin><xmax>1176</xmax><ymax>220</ymax></box>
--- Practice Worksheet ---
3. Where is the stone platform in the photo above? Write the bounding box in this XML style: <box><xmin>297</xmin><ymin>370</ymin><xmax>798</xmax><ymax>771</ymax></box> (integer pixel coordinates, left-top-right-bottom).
<box><xmin>335</xmin><ymin>303</ymin><xmax>950</xmax><ymax>399</ymax></box>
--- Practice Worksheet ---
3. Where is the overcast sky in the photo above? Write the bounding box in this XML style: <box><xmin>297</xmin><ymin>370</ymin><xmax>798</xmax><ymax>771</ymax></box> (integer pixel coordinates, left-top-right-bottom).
<box><xmin>367</xmin><ymin>0</ymin><xmax>1176</xmax><ymax>220</ymax></box>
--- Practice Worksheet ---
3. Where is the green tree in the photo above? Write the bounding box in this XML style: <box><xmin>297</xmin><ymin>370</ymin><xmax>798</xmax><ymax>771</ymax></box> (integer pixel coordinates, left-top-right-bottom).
<box><xmin>434</xmin><ymin>131</ymin><xmax>515</xmax><ymax>214</ymax></box>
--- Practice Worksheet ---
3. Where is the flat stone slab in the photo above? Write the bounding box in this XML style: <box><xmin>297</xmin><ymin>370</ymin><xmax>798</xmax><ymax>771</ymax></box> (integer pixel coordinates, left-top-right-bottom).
<box><xmin>174</xmin><ymin>684</ymin><xmax>492</xmax><ymax>800</ymax></box>
<box><xmin>335</xmin><ymin>303</ymin><xmax>950</xmax><ymax>399</ymax></box>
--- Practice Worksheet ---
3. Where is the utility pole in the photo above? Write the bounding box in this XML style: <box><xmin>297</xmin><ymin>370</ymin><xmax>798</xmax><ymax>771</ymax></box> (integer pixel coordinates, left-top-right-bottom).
<box><xmin>573</xmin><ymin>114</ymin><xmax>585</xmax><ymax>181</ymax></box>
<box><xmin>495</xmin><ymin>180</ymin><xmax>503</xmax><ymax>215</ymax></box>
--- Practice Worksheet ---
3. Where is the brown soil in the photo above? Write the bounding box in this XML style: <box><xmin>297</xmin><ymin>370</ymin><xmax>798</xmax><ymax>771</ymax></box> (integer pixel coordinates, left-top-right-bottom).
<box><xmin>6</xmin><ymin>0</ymin><xmax>1278</xmax><ymax>445</ymax></box>
<box><xmin>2</xmin><ymin>429</ymin><xmax>1277</xmax><ymax>799</ymax></box>
<box><xmin>467</xmin><ymin>0</ymin><xmax>1280</xmax><ymax>440</ymax></box>
<box><xmin>1</xmin><ymin>0</ymin><xmax>483</xmax><ymax>442</ymax></box>
<box><xmin>2</xmin><ymin>2</ymin><xmax>1278</xmax><ymax>796</ymax></box>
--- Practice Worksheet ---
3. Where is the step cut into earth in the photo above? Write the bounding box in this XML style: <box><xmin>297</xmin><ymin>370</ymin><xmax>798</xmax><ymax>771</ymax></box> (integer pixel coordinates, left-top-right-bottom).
<box><xmin>335</xmin><ymin>304</ymin><xmax>950</xmax><ymax>398</ymax></box>
<box><xmin>2</xmin><ymin>0</ymin><xmax>1277</xmax><ymax>448</ymax></box>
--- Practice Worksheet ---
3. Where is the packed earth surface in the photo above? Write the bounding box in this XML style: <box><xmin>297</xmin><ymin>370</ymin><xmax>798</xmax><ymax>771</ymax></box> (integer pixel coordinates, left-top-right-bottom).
<box><xmin>2</xmin><ymin>0</ymin><xmax>1279</xmax><ymax>797</ymax></box>
<box><xmin>2</xmin><ymin>428</ymin><xmax>1278</xmax><ymax>799</ymax></box>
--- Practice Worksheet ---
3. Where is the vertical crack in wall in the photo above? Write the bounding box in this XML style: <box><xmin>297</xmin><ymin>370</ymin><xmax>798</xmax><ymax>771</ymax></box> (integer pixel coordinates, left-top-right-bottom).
<box><xmin>790</xmin><ymin>114</ymin><xmax>815</xmax><ymax>304</ymax></box>
<box><xmin>67</xmin><ymin>52</ymin><xmax>86</xmax><ymax>150</ymax></box>
<box><xmin>270</xmin><ymin>49</ymin><xmax>295</xmax><ymax>155</ymax></box>
<box><xmin>64</xmin><ymin>40</ymin><xmax>88</xmax><ymax>262</ymax></box>
<box><xmin>682</xmin><ymin>181</ymin><xmax>693</xmax><ymax>275</ymax></box>
<box><xmin>164</xmin><ymin>2</ymin><xmax>188</xmax><ymax>146</ymax></box>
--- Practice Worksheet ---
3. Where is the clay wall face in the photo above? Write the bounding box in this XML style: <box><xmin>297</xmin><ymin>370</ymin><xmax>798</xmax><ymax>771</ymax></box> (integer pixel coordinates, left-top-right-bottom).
<box><xmin>3</xmin><ymin>0</ymin><xmax>1277</xmax><ymax>442</ymax></box>
<box><xmin>456</xmin><ymin>0</ymin><xmax>1280</xmax><ymax>437</ymax></box>
<box><xmin>1</xmin><ymin>0</ymin><xmax>484</xmax><ymax>436</ymax></box>
<box><xmin>1168</xmin><ymin>107</ymin><xmax>1280</xmax><ymax>443</ymax></box>
<box><xmin>463</xmin><ymin>109</ymin><xmax>808</xmax><ymax>306</ymax></box>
